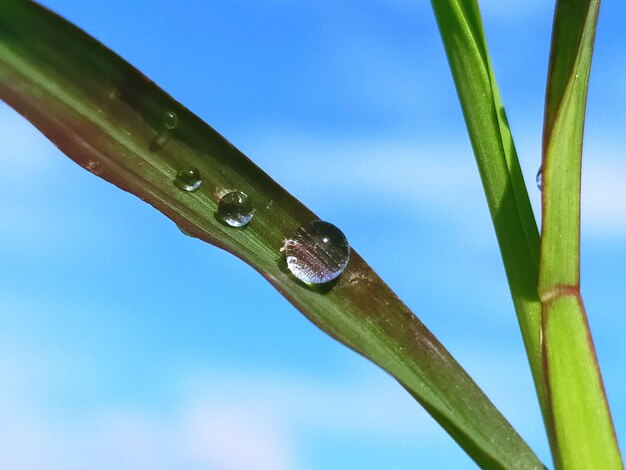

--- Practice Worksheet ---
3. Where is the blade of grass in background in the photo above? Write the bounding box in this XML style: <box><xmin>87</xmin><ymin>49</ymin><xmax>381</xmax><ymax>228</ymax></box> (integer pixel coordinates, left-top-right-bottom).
<box><xmin>0</xmin><ymin>0</ymin><xmax>544</xmax><ymax>467</ymax></box>
<box><xmin>430</xmin><ymin>0</ymin><xmax>547</xmax><ymax>435</ymax></box>
<box><xmin>540</xmin><ymin>0</ymin><xmax>622</xmax><ymax>467</ymax></box>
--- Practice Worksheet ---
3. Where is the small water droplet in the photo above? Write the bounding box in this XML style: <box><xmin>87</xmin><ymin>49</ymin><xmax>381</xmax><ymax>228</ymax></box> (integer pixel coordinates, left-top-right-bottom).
<box><xmin>177</xmin><ymin>224</ymin><xmax>194</xmax><ymax>238</ymax></box>
<box><xmin>85</xmin><ymin>160</ymin><xmax>101</xmax><ymax>174</ymax></box>
<box><xmin>536</xmin><ymin>166</ymin><xmax>542</xmax><ymax>191</ymax></box>
<box><xmin>218</xmin><ymin>191</ymin><xmax>254</xmax><ymax>227</ymax></box>
<box><xmin>174</xmin><ymin>167</ymin><xmax>202</xmax><ymax>192</ymax></box>
<box><xmin>163</xmin><ymin>111</ymin><xmax>178</xmax><ymax>130</ymax></box>
<box><xmin>283</xmin><ymin>220</ymin><xmax>350</xmax><ymax>284</ymax></box>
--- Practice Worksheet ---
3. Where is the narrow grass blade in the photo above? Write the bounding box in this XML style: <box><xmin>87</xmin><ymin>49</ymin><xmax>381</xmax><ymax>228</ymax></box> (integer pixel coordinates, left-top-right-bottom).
<box><xmin>0</xmin><ymin>0</ymin><xmax>544</xmax><ymax>467</ymax></box>
<box><xmin>430</xmin><ymin>0</ymin><xmax>546</xmax><ymax>428</ymax></box>
<box><xmin>540</xmin><ymin>0</ymin><xmax>622</xmax><ymax>467</ymax></box>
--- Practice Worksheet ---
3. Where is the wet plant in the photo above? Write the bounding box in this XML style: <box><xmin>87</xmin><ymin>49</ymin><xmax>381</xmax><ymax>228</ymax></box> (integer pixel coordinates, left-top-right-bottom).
<box><xmin>0</xmin><ymin>0</ymin><xmax>621</xmax><ymax>468</ymax></box>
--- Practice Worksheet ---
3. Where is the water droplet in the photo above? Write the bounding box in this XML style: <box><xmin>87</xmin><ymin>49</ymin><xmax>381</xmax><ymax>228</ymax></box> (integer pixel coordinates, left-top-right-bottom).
<box><xmin>85</xmin><ymin>160</ymin><xmax>101</xmax><ymax>174</ymax></box>
<box><xmin>536</xmin><ymin>166</ymin><xmax>542</xmax><ymax>191</ymax></box>
<box><xmin>177</xmin><ymin>224</ymin><xmax>194</xmax><ymax>238</ymax></box>
<box><xmin>283</xmin><ymin>220</ymin><xmax>350</xmax><ymax>284</ymax></box>
<box><xmin>174</xmin><ymin>167</ymin><xmax>202</xmax><ymax>192</ymax></box>
<box><xmin>218</xmin><ymin>191</ymin><xmax>254</xmax><ymax>227</ymax></box>
<box><xmin>163</xmin><ymin>111</ymin><xmax>178</xmax><ymax>130</ymax></box>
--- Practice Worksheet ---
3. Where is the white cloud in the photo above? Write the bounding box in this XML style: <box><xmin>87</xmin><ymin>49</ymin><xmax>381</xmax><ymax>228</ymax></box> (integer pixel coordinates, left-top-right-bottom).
<box><xmin>0</xmin><ymin>103</ymin><xmax>125</xmax><ymax>252</ymax></box>
<box><xmin>249</xmin><ymin>129</ymin><xmax>480</xmax><ymax>211</ymax></box>
<box><xmin>0</xmin><ymin>343</ymin><xmax>554</xmax><ymax>470</ymax></box>
<box><xmin>0</xmin><ymin>387</ymin><xmax>297</xmax><ymax>470</ymax></box>
<box><xmin>4</xmin><ymin>334</ymin><xmax>535</xmax><ymax>470</ymax></box>
<box><xmin>581</xmin><ymin>157</ymin><xmax>626</xmax><ymax>236</ymax></box>
<box><xmin>248</xmin><ymin>128</ymin><xmax>626</xmax><ymax>239</ymax></box>
<box><xmin>0</xmin><ymin>349</ymin><xmax>438</xmax><ymax>470</ymax></box>
<box><xmin>179</xmin><ymin>370</ymin><xmax>437</xmax><ymax>440</ymax></box>
<box><xmin>0</xmin><ymin>102</ymin><xmax>57</xmax><ymax>176</ymax></box>
<box><xmin>183</xmin><ymin>404</ymin><xmax>296</xmax><ymax>470</ymax></box>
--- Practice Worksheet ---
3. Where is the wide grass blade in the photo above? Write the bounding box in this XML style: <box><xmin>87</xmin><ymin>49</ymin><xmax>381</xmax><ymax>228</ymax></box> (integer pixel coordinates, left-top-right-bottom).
<box><xmin>0</xmin><ymin>0</ymin><xmax>544</xmax><ymax>467</ymax></box>
<box><xmin>540</xmin><ymin>0</ymin><xmax>622</xmax><ymax>467</ymax></box>
<box><xmin>430</xmin><ymin>0</ymin><xmax>546</xmax><ymax>430</ymax></box>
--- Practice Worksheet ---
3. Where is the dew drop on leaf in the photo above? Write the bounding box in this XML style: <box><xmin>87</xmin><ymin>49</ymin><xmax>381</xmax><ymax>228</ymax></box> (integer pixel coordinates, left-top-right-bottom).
<box><xmin>218</xmin><ymin>191</ymin><xmax>254</xmax><ymax>227</ymax></box>
<box><xmin>536</xmin><ymin>166</ymin><xmax>542</xmax><ymax>191</ymax></box>
<box><xmin>174</xmin><ymin>167</ymin><xmax>202</xmax><ymax>192</ymax></box>
<box><xmin>163</xmin><ymin>110</ymin><xmax>178</xmax><ymax>130</ymax></box>
<box><xmin>284</xmin><ymin>221</ymin><xmax>350</xmax><ymax>284</ymax></box>
<box><xmin>177</xmin><ymin>224</ymin><xmax>194</xmax><ymax>238</ymax></box>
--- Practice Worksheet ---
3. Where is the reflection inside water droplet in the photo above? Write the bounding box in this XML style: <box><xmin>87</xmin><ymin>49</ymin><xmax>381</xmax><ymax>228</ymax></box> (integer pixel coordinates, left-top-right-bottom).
<box><xmin>284</xmin><ymin>220</ymin><xmax>350</xmax><ymax>284</ymax></box>
<box><xmin>108</xmin><ymin>86</ymin><xmax>121</xmax><ymax>100</ymax></box>
<box><xmin>174</xmin><ymin>167</ymin><xmax>202</xmax><ymax>192</ymax></box>
<box><xmin>86</xmin><ymin>160</ymin><xmax>100</xmax><ymax>172</ymax></box>
<box><xmin>536</xmin><ymin>166</ymin><xmax>542</xmax><ymax>191</ymax></box>
<box><xmin>218</xmin><ymin>191</ymin><xmax>254</xmax><ymax>227</ymax></box>
<box><xmin>163</xmin><ymin>111</ymin><xmax>178</xmax><ymax>130</ymax></box>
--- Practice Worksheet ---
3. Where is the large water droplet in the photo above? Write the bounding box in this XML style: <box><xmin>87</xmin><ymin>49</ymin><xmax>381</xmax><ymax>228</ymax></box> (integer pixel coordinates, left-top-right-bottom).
<box><xmin>283</xmin><ymin>220</ymin><xmax>350</xmax><ymax>284</ymax></box>
<box><xmin>536</xmin><ymin>166</ymin><xmax>542</xmax><ymax>191</ymax></box>
<box><xmin>174</xmin><ymin>167</ymin><xmax>202</xmax><ymax>192</ymax></box>
<box><xmin>163</xmin><ymin>110</ymin><xmax>178</xmax><ymax>130</ymax></box>
<box><xmin>218</xmin><ymin>191</ymin><xmax>254</xmax><ymax>227</ymax></box>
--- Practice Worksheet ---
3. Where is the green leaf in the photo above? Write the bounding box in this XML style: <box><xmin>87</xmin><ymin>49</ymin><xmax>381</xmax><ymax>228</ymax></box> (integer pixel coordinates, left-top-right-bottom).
<box><xmin>540</xmin><ymin>0</ymin><xmax>622</xmax><ymax>467</ymax></box>
<box><xmin>430</xmin><ymin>0</ymin><xmax>547</xmax><ymax>431</ymax></box>
<box><xmin>0</xmin><ymin>0</ymin><xmax>544</xmax><ymax>467</ymax></box>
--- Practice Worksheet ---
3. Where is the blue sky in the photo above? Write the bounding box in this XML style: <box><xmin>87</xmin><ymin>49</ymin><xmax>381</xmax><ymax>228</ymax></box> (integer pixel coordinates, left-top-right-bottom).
<box><xmin>1</xmin><ymin>1</ymin><xmax>625</xmax><ymax>468</ymax></box>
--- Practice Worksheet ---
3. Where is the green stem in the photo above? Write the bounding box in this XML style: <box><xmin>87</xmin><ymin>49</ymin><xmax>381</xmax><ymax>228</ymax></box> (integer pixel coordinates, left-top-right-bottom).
<box><xmin>540</xmin><ymin>0</ymin><xmax>622</xmax><ymax>467</ymax></box>
<box><xmin>430</xmin><ymin>0</ymin><xmax>547</xmax><ymax>434</ymax></box>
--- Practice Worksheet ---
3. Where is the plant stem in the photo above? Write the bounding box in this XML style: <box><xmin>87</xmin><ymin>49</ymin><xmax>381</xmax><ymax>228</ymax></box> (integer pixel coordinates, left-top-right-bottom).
<box><xmin>430</xmin><ymin>0</ymin><xmax>547</xmax><ymax>432</ymax></box>
<box><xmin>540</xmin><ymin>0</ymin><xmax>622</xmax><ymax>467</ymax></box>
